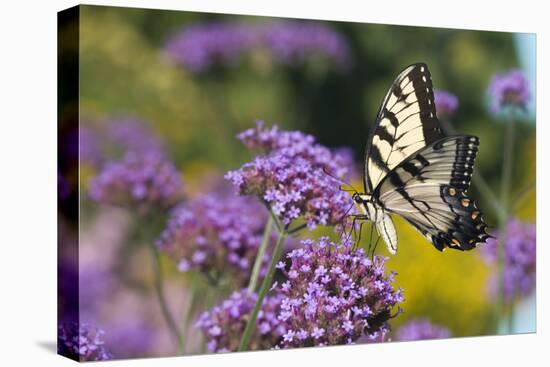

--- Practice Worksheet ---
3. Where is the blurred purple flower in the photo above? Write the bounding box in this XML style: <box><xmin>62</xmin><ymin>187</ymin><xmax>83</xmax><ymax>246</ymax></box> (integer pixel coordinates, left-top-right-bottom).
<box><xmin>487</xmin><ymin>69</ymin><xmax>530</xmax><ymax>114</ymax></box>
<box><xmin>157</xmin><ymin>189</ymin><xmax>272</xmax><ymax>286</ymax></box>
<box><xmin>395</xmin><ymin>319</ymin><xmax>451</xmax><ymax>341</ymax></box>
<box><xmin>165</xmin><ymin>21</ymin><xmax>350</xmax><ymax>73</ymax></box>
<box><xmin>263</xmin><ymin>21</ymin><xmax>350</xmax><ymax>69</ymax></box>
<box><xmin>481</xmin><ymin>218</ymin><xmax>536</xmax><ymax>301</ymax></box>
<box><xmin>89</xmin><ymin>152</ymin><xmax>184</xmax><ymax>210</ymax></box>
<box><xmin>106</xmin><ymin>118</ymin><xmax>166</xmax><ymax>156</ymax></box>
<box><xmin>103</xmin><ymin>321</ymin><xmax>157</xmax><ymax>358</ymax></box>
<box><xmin>58</xmin><ymin>322</ymin><xmax>112</xmax><ymax>361</ymax></box>
<box><xmin>434</xmin><ymin>89</ymin><xmax>459</xmax><ymax>120</ymax></box>
<box><xmin>165</xmin><ymin>22</ymin><xmax>259</xmax><ymax>73</ymax></box>
<box><xmin>195</xmin><ymin>289</ymin><xmax>285</xmax><ymax>352</ymax></box>
<box><xmin>225</xmin><ymin>121</ymin><xmax>355</xmax><ymax>229</ymax></box>
<box><xmin>274</xmin><ymin>237</ymin><xmax>404</xmax><ymax>347</ymax></box>
<box><xmin>79</xmin><ymin>127</ymin><xmax>102</xmax><ymax>167</ymax></box>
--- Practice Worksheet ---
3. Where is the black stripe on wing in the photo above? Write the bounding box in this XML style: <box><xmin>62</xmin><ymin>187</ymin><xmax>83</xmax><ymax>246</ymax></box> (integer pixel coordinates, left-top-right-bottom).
<box><xmin>377</xmin><ymin>63</ymin><xmax>441</xmax><ymax>145</ymax></box>
<box><xmin>364</xmin><ymin>63</ymin><xmax>444</xmax><ymax>193</ymax></box>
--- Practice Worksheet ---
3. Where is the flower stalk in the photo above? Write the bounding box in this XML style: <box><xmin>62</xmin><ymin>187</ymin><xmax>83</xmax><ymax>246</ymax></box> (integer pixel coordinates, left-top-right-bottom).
<box><xmin>238</xmin><ymin>224</ymin><xmax>287</xmax><ymax>351</ymax></box>
<box><xmin>147</xmin><ymin>242</ymin><xmax>185</xmax><ymax>352</ymax></box>
<box><xmin>139</xmin><ymin>212</ymin><xmax>184</xmax><ymax>353</ymax></box>
<box><xmin>247</xmin><ymin>215</ymin><xmax>274</xmax><ymax>294</ymax></box>
<box><xmin>496</xmin><ymin>115</ymin><xmax>516</xmax><ymax>332</ymax></box>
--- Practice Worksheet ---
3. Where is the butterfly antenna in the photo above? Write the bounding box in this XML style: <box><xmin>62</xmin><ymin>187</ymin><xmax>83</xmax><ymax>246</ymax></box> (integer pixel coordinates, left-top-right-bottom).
<box><xmin>322</xmin><ymin>167</ymin><xmax>359</xmax><ymax>193</ymax></box>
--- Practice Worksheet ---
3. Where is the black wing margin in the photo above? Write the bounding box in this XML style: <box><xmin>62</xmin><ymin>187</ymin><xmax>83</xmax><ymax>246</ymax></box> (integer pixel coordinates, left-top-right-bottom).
<box><xmin>364</xmin><ymin>63</ymin><xmax>444</xmax><ymax>193</ymax></box>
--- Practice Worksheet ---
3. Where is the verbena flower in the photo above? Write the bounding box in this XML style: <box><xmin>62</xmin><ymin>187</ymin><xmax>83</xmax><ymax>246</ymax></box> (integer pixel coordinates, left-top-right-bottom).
<box><xmin>481</xmin><ymin>218</ymin><xmax>536</xmax><ymax>301</ymax></box>
<box><xmin>58</xmin><ymin>322</ymin><xmax>112</xmax><ymax>361</ymax></box>
<box><xmin>263</xmin><ymin>21</ymin><xmax>350</xmax><ymax>69</ymax></box>
<box><xmin>165</xmin><ymin>22</ymin><xmax>259</xmax><ymax>73</ymax></box>
<box><xmin>274</xmin><ymin>237</ymin><xmax>404</xmax><ymax>347</ymax></box>
<box><xmin>487</xmin><ymin>69</ymin><xmax>530</xmax><ymax>114</ymax></box>
<box><xmin>225</xmin><ymin>121</ymin><xmax>355</xmax><ymax>229</ymax></box>
<box><xmin>156</xmin><ymin>190</ymin><xmax>272</xmax><ymax>286</ymax></box>
<box><xmin>434</xmin><ymin>89</ymin><xmax>459</xmax><ymax>120</ymax></box>
<box><xmin>89</xmin><ymin>151</ymin><xmax>184</xmax><ymax>210</ymax></box>
<box><xmin>106</xmin><ymin>118</ymin><xmax>166</xmax><ymax>156</ymax></box>
<box><xmin>195</xmin><ymin>289</ymin><xmax>285</xmax><ymax>352</ymax></box>
<box><xmin>395</xmin><ymin>319</ymin><xmax>451</xmax><ymax>341</ymax></box>
<box><xmin>79</xmin><ymin>118</ymin><xmax>165</xmax><ymax>169</ymax></box>
<box><xmin>197</xmin><ymin>237</ymin><xmax>403</xmax><ymax>351</ymax></box>
<box><xmin>165</xmin><ymin>21</ymin><xmax>350</xmax><ymax>73</ymax></box>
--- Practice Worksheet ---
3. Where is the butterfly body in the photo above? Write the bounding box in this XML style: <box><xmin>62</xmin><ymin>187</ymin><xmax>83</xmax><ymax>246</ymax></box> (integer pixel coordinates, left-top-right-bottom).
<box><xmin>355</xmin><ymin>63</ymin><xmax>490</xmax><ymax>254</ymax></box>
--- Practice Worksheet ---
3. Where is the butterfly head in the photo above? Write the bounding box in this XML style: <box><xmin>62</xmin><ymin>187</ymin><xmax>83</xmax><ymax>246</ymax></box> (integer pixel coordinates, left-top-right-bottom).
<box><xmin>352</xmin><ymin>192</ymin><xmax>374</xmax><ymax>218</ymax></box>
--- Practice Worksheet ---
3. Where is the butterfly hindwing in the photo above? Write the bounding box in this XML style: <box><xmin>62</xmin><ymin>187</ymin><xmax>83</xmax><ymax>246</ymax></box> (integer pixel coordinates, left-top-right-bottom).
<box><xmin>374</xmin><ymin>135</ymin><xmax>490</xmax><ymax>251</ymax></box>
<box><xmin>364</xmin><ymin>63</ymin><xmax>443</xmax><ymax>193</ymax></box>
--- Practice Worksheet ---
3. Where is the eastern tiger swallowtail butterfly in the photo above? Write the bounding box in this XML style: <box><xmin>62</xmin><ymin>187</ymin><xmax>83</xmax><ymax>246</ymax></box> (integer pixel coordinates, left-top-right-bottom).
<box><xmin>351</xmin><ymin>63</ymin><xmax>490</xmax><ymax>254</ymax></box>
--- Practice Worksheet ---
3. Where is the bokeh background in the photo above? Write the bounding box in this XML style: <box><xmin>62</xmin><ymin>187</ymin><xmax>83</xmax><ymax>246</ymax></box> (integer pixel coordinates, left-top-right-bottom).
<box><xmin>58</xmin><ymin>4</ymin><xmax>536</xmax><ymax>361</ymax></box>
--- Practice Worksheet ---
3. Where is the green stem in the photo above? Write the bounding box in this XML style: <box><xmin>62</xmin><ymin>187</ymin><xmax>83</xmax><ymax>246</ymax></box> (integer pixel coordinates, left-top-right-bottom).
<box><xmin>508</xmin><ymin>292</ymin><xmax>516</xmax><ymax>333</ymax></box>
<box><xmin>500</xmin><ymin>117</ymin><xmax>516</xmax><ymax>211</ymax></box>
<box><xmin>238</xmin><ymin>229</ymin><xmax>287</xmax><ymax>351</ymax></box>
<box><xmin>180</xmin><ymin>285</ymin><xmax>199</xmax><ymax>354</ymax></box>
<box><xmin>495</xmin><ymin>115</ymin><xmax>516</xmax><ymax>333</ymax></box>
<box><xmin>472</xmin><ymin>174</ymin><xmax>505</xmax><ymax>218</ymax></box>
<box><xmin>247</xmin><ymin>215</ymin><xmax>274</xmax><ymax>294</ymax></box>
<box><xmin>147</xmin><ymin>241</ymin><xmax>185</xmax><ymax>353</ymax></box>
<box><xmin>512</xmin><ymin>180</ymin><xmax>536</xmax><ymax>213</ymax></box>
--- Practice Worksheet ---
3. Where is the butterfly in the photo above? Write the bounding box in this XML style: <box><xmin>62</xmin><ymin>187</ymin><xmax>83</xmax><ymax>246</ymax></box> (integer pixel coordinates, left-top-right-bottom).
<box><xmin>350</xmin><ymin>63</ymin><xmax>490</xmax><ymax>254</ymax></box>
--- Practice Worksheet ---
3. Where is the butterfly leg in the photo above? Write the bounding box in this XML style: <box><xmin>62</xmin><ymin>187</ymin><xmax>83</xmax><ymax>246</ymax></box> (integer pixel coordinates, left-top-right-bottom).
<box><xmin>367</xmin><ymin>221</ymin><xmax>375</xmax><ymax>255</ymax></box>
<box><xmin>344</xmin><ymin>214</ymin><xmax>369</xmax><ymax>249</ymax></box>
<box><xmin>339</xmin><ymin>216</ymin><xmax>351</xmax><ymax>242</ymax></box>
<box><xmin>371</xmin><ymin>234</ymin><xmax>381</xmax><ymax>259</ymax></box>
<box><xmin>353</xmin><ymin>220</ymin><xmax>366</xmax><ymax>250</ymax></box>
<box><xmin>350</xmin><ymin>216</ymin><xmax>357</xmax><ymax>246</ymax></box>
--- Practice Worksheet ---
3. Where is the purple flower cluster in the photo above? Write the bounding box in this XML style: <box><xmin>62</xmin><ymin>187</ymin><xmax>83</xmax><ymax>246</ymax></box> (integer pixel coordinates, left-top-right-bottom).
<box><xmin>58</xmin><ymin>322</ymin><xmax>112</xmax><ymax>361</ymax></box>
<box><xmin>263</xmin><ymin>21</ymin><xmax>350</xmax><ymax>69</ymax></box>
<box><xmin>165</xmin><ymin>22</ymin><xmax>259</xmax><ymax>73</ymax></box>
<box><xmin>165</xmin><ymin>21</ymin><xmax>350</xmax><ymax>73</ymax></box>
<box><xmin>106</xmin><ymin>118</ymin><xmax>166</xmax><ymax>157</ymax></box>
<box><xmin>197</xmin><ymin>237</ymin><xmax>403</xmax><ymax>351</ymax></box>
<box><xmin>274</xmin><ymin>237</ymin><xmax>403</xmax><ymax>347</ymax></box>
<box><xmin>395</xmin><ymin>319</ymin><xmax>451</xmax><ymax>341</ymax></box>
<box><xmin>89</xmin><ymin>152</ymin><xmax>184</xmax><ymax>210</ymax></box>
<box><xmin>225</xmin><ymin>121</ymin><xmax>355</xmax><ymax>229</ymax></box>
<box><xmin>79</xmin><ymin>126</ymin><xmax>102</xmax><ymax>167</ymax></box>
<box><xmin>434</xmin><ymin>89</ymin><xmax>459</xmax><ymax>120</ymax></box>
<box><xmin>156</xmin><ymin>190</ymin><xmax>272</xmax><ymax>286</ymax></box>
<box><xmin>481</xmin><ymin>218</ymin><xmax>536</xmax><ymax>300</ymax></box>
<box><xmin>487</xmin><ymin>69</ymin><xmax>530</xmax><ymax>113</ymax></box>
<box><xmin>195</xmin><ymin>290</ymin><xmax>285</xmax><ymax>352</ymax></box>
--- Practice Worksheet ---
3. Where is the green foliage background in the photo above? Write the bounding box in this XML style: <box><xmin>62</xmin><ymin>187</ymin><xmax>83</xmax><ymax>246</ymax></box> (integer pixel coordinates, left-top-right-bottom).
<box><xmin>77</xmin><ymin>5</ymin><xmax>536</xmax><ymax>339</ymax></box>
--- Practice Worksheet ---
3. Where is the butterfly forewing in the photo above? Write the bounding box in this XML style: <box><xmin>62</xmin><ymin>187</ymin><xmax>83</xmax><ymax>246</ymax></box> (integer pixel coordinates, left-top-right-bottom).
<box><xmin>364</xmin><ymin>63</ymin><xmax>443</xmax><ymax>193</ymax></box>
